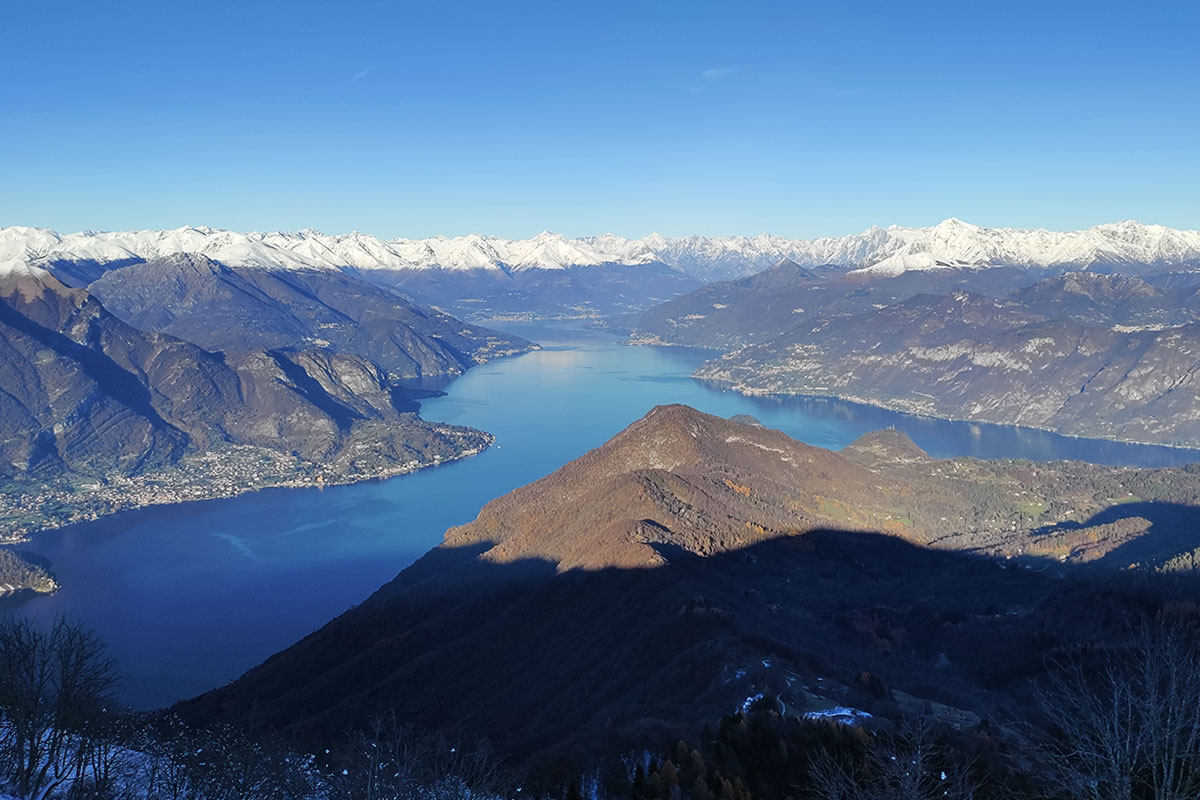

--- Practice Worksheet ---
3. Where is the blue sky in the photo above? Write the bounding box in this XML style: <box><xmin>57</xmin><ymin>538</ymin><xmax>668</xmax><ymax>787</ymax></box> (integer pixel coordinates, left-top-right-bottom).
<box><xmin>2</xmin><ymin>0</ymin><xmax>1197</xmax><ymax>238</ymax></box>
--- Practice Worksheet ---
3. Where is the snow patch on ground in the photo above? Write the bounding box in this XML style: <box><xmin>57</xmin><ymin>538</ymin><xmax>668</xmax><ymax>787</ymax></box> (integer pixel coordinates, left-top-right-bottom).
<box><xmin>803</xmin><ymin>706</ymin><xmax>874</xmax><ymax>724</ymax></box>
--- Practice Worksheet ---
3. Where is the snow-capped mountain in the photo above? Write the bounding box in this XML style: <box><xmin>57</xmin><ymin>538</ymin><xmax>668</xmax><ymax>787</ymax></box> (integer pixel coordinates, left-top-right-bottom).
<box><xmin>0</xmin><ymin>258</ymin><xmax>44</xmax><ymax>279</ymax></box>
<box><xmin>840</xmin><ymin>219</ymin><xmax>1200</xmax><ymax>277</ymax></box>
<box><xmin>0</xmin><ymin>226</ymin><xmax>660</xmax><ymax>275</ymax></box>
<box><xmin>645</xmin><ymin>219</ymin><xmax>1200</xmax><ymax>279</ymax></box>
<box><xmin>3</xmin><ymin>219</ymin><xmax>1199</xmax><ymax>282</ymax></box>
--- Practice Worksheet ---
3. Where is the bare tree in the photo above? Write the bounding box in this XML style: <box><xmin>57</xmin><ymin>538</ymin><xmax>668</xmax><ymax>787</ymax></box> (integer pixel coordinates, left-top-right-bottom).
<box><xmin>174</xmin><ymin>723</ymin><xmax>314</xmax><ymax>800</ymax></box>
<box><xmin>0</xmin><ymin>620</ymin><xmax>206</xmax><ymax>800</ymax></box>
<box><xmin>808</xmin><ymin>716</ymin><xmax>978</xmax><ymax>800</ymax></box>
<box><xmin>329</xmin><ymin>713</ymin><xmax>508</xmax><ymax>800</ymax></box>
<box><xmin>1034</xmin><ymin>623</ymin><xmax>1200</xmax><ymax>800</ymax></box>
<box><xmin>127</xmin><ymin>716</ymin><xmax>199</xmax><ymax>800</ymax></box>
<box><xmin>71</xmin><ymin>713</ymin><xmax>142</xmax><ymax>799</ymax></box>
<box><xmin>0</xmin><ymin>616</ymin><xmax>118</xmax><ymax>800</ymax></box>
<box><xmin>122</xmin><ymin>716</ymin><xmax>317</xmax><ymax>800</ymax></box>
<box><xmin>1033</xmin><ymin>656</ymin><xmax>1139</xmax><ymax>800</ymax></box>
<box><xmin>1134</xmin><ymin>625</ymin><xmax>1200</xmax><ymax>800</ymax></box>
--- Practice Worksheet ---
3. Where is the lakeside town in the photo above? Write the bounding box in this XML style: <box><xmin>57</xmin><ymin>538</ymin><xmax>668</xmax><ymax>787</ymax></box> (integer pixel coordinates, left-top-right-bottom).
<box><xmin>0</xmin><ymin>435</ymin><xmax>492</xmax><ymax>544</ymax></box>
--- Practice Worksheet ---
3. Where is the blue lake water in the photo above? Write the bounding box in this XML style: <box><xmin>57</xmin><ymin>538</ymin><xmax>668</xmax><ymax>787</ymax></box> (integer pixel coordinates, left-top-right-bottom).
<box><xmin>13</xmin><ymin>322</ymin><xmax>1200</xmax><ymax>709</ymax></box>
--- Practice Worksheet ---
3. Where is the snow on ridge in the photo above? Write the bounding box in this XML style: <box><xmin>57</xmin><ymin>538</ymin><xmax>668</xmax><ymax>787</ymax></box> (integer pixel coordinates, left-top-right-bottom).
<box><xmin>0</xmin><ymin>257</ymin><xmax>50</xmax><ymax>281</ymax></box>
<box><xmin>1</xmin><ymin>219</ymin><xmax>1198</xmax><ymax>279</ymax></box>
<box><xmin>846</xmin><ymin>218</ymin><xmax>1200</xmax><ymax>276</ymax></box>
<box><xmin>0</xmin><ymin>226</ymin><xmax>663</xmax><ymax>275</ymax></box>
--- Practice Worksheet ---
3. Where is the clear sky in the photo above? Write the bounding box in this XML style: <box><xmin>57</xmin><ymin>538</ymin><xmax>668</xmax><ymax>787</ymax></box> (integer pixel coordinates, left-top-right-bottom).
<box><xmin>2</xmin><ymin>0</ymin><xmax>1197</xmax><ymax>239</ymax></box>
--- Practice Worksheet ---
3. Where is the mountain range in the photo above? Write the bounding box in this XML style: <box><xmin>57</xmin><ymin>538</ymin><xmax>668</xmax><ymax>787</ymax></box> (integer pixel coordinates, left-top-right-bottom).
<box><xmin>181</xmin><ymin>405</ymin><xmax>1200</xmax><ymax>779</ymax></box>
<box><xmin>5</xmin><ymin>219</ymin><xmax>1200</xmax><ymax>319</ymax></box>
<box><xmin>9</xmin><ymin>214</ymin><xmax>1200</xmax><ymax>561</ymax></box>
<box><xmin>629</xmin><ymin>259</ymin><xmax>1200</xmax><ymax>448</ymax></box>
<box><xmin>86</xmin><ymin>253</ymin><xmax>530</xmax><ymax>379</ymax></box>
<box><xmin>0</xmin><ymin>264</ymin><xmax>493</xmax><ymax>476</ymax></box>
<box><xmin>0</xmin><ymin>258</ymin><xmax>533</xmax><ymax>539</ymax></box>
<box><xmin>687</xmin><ymin>276</ymin><xmax>1200</xmax><ymax>448</ymax></box>
<box><xmin>6</xmin><ymin>219</ymin><xmax>1200</xmax><ymax>278</ymax></box>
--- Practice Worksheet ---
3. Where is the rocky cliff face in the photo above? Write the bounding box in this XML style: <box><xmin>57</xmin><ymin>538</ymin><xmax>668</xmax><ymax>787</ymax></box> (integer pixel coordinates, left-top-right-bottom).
<box><xmin>180</xmin><ymin>407</ymin><xmax>1200</xmax><ymax>769</ymax></box>
<box><xmin>1</xmin><ymin>269</ymin><xmax>214</xmax><ymax>476</ymax></box>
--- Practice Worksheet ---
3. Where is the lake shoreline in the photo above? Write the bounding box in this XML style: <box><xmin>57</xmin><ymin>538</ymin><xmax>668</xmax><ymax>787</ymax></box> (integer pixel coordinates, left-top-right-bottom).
<box><xmin>16</xmin><ymin>323</ymin><xmax>1200</xmax><ymax>711</ymax></box>
<box><xmin>697</xmin><ymin>375</ymin><xmax>1200</xmax><ymax>455</ymax></box>
<box><xmin>0</xmin><ymin>437</ymin><xmax>493</xmax><ymax>546</ymax></box>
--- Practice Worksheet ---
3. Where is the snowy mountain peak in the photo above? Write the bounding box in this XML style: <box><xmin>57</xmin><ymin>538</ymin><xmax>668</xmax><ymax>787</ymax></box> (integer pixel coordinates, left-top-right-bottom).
<box><xmin>1</xmin><ymin>220</ymin><xmax>1197</xmax><ymax>281</ymax></box>
<box><xmin>0</xmin><ymin>257</ymin><xmax>50</xmax><ymax>281</ymax></box>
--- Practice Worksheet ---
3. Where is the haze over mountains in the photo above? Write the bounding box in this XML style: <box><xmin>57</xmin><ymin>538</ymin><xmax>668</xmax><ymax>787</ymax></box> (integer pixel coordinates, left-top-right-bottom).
<box><xmin>6</xmin><ymin>216</ymin><xmax>1200</xmax><ymax>462</ymax></box>
<box><xmin>7</xmin><ymin>211</ymin><xmax>1200</xmax><ymax>792</ymax></box>
<box><xmin>5</xmin><ymin>211</ymin><xmax>1200</xmax><ymax>509</ymax></box>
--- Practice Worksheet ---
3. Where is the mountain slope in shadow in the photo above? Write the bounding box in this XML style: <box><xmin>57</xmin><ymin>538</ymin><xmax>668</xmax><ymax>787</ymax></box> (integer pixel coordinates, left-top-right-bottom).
<box><xmin>180</xmin><ymin>406</ymin><xmax>1200</xmax><ymax>776</ymax></box>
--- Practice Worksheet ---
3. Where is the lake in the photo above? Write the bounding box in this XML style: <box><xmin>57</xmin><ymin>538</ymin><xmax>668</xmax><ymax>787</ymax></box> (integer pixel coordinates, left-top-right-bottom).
<box><xmin>13</xmin><ymin>322</ymin><xmax>1200</xmax><ymax>709</ymax></box>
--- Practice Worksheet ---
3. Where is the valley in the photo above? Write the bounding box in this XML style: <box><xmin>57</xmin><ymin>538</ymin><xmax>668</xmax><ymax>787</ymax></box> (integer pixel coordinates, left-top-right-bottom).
<box><xmin>8</xmin><ymin>6</ymin><xmax>1200</xmax><ymax>796</ymax></box>
<box><xmin>7</xmin><ymin>221</ymin><xmax>1200</xmax><ymax>790</ymax></box>
<box><xmin>0</xmin><ymin>258</ymin><xmax>533</xmax><ymax>541</ymax></box>
<box><xmin>10</xmin><ymin>323</ymin><xmax>1200</xmax><ymax>711</ymax></box>
<box><xmin>8</xmin><ymin>218</ymin><xmax>1200</xmax><ymax>725</ymax></box>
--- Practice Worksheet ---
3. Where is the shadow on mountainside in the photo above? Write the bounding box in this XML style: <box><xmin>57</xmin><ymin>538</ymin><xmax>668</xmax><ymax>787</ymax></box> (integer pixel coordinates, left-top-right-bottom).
<box><xmin>176</xmin><ymin>527</ymin><xmax>1200</xmax><ymax>783</ymax></box>
<box><xmin>1031</xmin><ymin>500</ymin><xmax>1200</xmax><ymax>569</ymax></box>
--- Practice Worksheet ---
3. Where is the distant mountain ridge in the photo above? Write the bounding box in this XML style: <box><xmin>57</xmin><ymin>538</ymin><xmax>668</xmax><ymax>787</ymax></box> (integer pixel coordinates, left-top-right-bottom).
<box><xmin>693</xmin><ymin>279</ymin><xmax>1200</xmax><ymax>448</ymax></box>
<box><xmin>5</xmin><ymin>218</ymin><xmax>1200</xmax><ymax>283</ymax></box>
<box><xmin>633</xmin><ymin>267</ymin><xmax>1200</xmax><ymax>349</ymax></box>
<box><xmin>86</xmin><ymin>253</ymin><xmax>531</xmax><ymax>379</ymax></box>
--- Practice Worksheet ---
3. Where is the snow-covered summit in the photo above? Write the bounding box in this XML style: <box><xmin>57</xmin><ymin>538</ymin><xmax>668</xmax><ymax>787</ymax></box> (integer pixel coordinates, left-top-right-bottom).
<box><xmin>642</xmin><ymin>219</ymin><xmax>1200</xmax><ymax>278</ymax></box>
<box><xmin>1</xmin><ymin>220</ymin><xmax>1198</xmax><ymax>281</ymax></box>
<box><xmin>0</xmin><ymin>226</ymin><xmax>661</xmax><ymax>275</ymax></box>
<box><xmin>0</xmin><ymin>257</ymin><xmax>46</xmax><ymax>280</ymax></box>
<box><xmin>844</xmin><ymin>219</ymin><xmax>1200</xmax><ymax>276</ymax></box>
